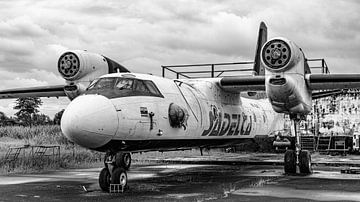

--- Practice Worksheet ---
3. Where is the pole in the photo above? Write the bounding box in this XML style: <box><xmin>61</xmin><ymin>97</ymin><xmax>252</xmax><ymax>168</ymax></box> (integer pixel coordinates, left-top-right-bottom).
<box><xmin>211</xmin><ymin>64</ymin><xmax>214</xmax><ymax>78</ymax></box>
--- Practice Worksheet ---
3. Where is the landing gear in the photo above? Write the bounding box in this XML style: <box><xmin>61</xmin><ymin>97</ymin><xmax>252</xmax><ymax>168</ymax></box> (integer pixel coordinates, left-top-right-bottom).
<box><xmin>284</xmin><ymin>150</ymin><xmax>296</xmax><ymax>174</ymax></box>
<box><xmin>111</xmin><ymin>167</ymin><xmax>128</xmax><ymax>188</ymax></box>
<box><xmin>99</xmin><ymin>167</ymin><xmax>111</xmax><ymax>192</ymax></box>
<box><xmin>299</xmin><ymin>150</ymin><xmax>312</xmax><ymax>174</ymax></box>
<box><xmin>99</xmin><ymin>152</ymin><xmax>131</xmax><ymax>192</ymax></box>
<box><xmin>115</xmin><ymin>152</ymin><xmax>131</xmax><ymax>170</ymax></box>
<box><xmin>284</xmin><ymin>115</ymin><xmax>312</xmax><ymax>175</ymax></box>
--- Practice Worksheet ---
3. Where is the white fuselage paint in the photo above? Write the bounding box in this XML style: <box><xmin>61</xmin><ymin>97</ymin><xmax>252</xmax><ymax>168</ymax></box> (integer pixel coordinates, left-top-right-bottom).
<box><xmin>61</xmin><ymin>73</ymin><xmax>285</xmax><ymax>152</ymax></box>
<box><xmin>114</xmin><ymin>75</ymin><xmax>283</xmax><ymax>140</ymax></box>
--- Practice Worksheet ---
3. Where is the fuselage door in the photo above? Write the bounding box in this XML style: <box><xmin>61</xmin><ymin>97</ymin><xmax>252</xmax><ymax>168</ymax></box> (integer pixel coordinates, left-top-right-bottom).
<box><xmin>178</xmin><ymin>83</ymin><xmax>203</xmax><ymax>133</ymax></box>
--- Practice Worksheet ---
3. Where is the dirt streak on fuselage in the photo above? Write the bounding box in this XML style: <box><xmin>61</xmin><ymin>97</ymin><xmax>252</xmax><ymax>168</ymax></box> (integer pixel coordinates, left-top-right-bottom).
<box><xmin>108</xmin><ymin>74</ymin><xmax>284</xmax><ymax>143</ymax></box>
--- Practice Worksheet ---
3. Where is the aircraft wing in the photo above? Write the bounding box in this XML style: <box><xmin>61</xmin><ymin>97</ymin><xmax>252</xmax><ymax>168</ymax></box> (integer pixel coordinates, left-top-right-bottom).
<box><xmin>311</xmin><ymin>89</ymin><xmax>346</xmax><ymax>100</ymax></box>
<box><xmin>307</xmin><ymin>74</ymin><xmax>360</xmax><ymax>90</ymax></box>
<box><xmin>0</xmin><ymin>85</ymin><xmax>66</xmax><ymax>99</ymax></box>
<box><xmin>219</xmin><ymin>74</ymin><xmax>360</xmax><ymax>98</ymax></box>
<box><xmin>219</xmin><ymin>76</ymin><xmax>265</xmax><ymax>92</ymax></box>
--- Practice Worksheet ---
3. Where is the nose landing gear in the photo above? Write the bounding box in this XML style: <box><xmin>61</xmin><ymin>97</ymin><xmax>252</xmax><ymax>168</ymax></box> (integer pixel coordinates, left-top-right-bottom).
<box><xmin>99</xmin><ymin>152</ymin><xmax>131</xmax><ymax>192</ymax></box>
<box><xmin>115</xmin><ymin>152</ymin><xmax>131</xmax><ymax>170</ymax></box>
<box><xmin>284</xmin><ymin>115</ymin><xmax>312</xmax><ymax>175</ymax></box>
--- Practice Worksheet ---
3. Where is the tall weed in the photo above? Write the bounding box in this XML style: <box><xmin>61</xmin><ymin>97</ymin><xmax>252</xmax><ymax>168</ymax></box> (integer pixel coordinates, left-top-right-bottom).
<box><xmin>0</xmin><ymin>125</ymin><xmax>72</xmax><ymax>146</ymax></box>
<box><xmin>0</xmin><ymin>125</ymin><xmax>102</xmax><ymax>173</ymax></box>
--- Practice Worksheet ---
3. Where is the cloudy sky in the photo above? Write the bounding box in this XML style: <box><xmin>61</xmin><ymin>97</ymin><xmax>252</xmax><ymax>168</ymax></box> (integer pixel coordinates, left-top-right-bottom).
<box><xmin>0</xmin><ymin>0</ymin><xmax>359</xmax><ymax>118</ymax></box>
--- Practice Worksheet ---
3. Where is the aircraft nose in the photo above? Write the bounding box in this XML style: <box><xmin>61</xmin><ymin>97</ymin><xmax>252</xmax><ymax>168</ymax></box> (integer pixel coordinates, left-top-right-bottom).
<box><xmin>61</xmin><ymin>94</ymin><xmax>118</xmax><ymax>149</ymax></box>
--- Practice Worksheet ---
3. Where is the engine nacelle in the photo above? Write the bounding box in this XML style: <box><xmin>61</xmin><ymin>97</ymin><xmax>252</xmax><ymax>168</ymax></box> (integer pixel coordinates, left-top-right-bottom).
<box><xmin>262</xmin><ymin>37</ymin><xmax>312</xmax><ymax>115</ymax></box>
<box><xmin>58</xmin><ymin>50</ymin><xmax>129</xmax><ymax>100</ymax></box>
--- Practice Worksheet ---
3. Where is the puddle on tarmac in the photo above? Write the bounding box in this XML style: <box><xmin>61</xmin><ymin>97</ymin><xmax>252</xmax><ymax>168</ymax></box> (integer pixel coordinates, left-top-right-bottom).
<box><xmin>165</xmin><ymin>193</ymin><xmax>203</xmax><ymax>199</ymax></box>
<box><xmin>150</xmin><ymin>193</ymin><xmax>204</xmax><ymax>200</ymax></box>
<box><xmin>144</xmin><ymin>164</ymin><xmax>210</xmax><ymax>170</ymax></box>
<box><xmin>233</xmin><ymin>187</ymin><xmax>360</xmax><ymax>201</ymax></box>
<box><xmin>0</xmin><ymin>177</ymin><xmax>51</xmax><ymax>185</ymax></box>
<box><xmin>129</xmin><ymin>173</ymin><xmax>157</xmax><ymax>180</ymax></box>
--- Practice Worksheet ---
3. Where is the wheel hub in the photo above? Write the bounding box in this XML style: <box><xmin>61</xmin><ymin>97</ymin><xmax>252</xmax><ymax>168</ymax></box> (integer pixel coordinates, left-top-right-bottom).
<box><xmin>119</xmin><ymin>173</ymin><xmax>127</xmax><ymax>186</ymax></box>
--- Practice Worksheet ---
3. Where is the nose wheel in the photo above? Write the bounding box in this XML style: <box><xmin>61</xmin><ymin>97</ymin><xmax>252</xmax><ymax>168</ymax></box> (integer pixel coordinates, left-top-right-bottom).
<box><xmin>284</xmin><ymin>115</ymin><xmax>312</xmax><ymax>175</ymax></box>
<box><xmin>99</xmin><ymin>152</ymin><xmax>131</xmax><ymax>192</ymax></box>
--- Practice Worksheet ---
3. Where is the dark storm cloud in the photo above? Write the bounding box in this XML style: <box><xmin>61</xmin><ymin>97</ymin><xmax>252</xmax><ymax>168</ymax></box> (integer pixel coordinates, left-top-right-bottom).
<box><xmin>0</xmin><ymin>0</ymin><xmax>359</xmax><ymax>115</ymax></box>
<box><xmin>0</xmin><ymin>0</ymin><xmax>359</xmax><ymax>74</ymax></box>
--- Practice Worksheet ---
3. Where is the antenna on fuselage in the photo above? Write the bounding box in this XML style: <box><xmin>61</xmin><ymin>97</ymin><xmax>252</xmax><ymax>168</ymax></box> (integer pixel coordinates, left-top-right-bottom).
<box><xmin>253</xmin><ymin>22</ymin><xmax>267</xmax><ymax>76</ymax></box>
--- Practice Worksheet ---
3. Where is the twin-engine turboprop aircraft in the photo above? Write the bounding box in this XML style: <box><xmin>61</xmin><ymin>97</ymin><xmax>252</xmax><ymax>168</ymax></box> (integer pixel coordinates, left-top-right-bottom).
<box><xmin>1</xmin><ymin>22</ymin><xmax>360</xmax><ymax>192</ymax></box>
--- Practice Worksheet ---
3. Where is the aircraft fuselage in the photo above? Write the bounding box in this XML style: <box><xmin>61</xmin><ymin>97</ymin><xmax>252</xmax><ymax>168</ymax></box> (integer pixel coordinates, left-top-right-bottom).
<box><xmin>61</xmin><ymin>73</ymin><xmax>285</xmax><ymax>153</ymax></box>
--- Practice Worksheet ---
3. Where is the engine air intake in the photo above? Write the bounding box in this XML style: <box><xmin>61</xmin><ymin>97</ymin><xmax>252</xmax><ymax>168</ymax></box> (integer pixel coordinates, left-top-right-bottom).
<box><xmin>262</xmin><ymin>39</ymin><xmax>291</xmax><ymax>70</ymax></box>
<box><xmin>269</xmin><ymin>78</ymin><xmax>286</xmax><ymax>85</ymax></box>
<box><xmin>58</xmin><ymin>52</ymin><xmax>80</xmax><ymax>79</ymax></box>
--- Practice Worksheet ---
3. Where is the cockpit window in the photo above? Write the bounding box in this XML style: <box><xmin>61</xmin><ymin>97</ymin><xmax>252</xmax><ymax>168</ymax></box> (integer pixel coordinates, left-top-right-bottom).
<box><xmin>86</xmin><ymin>77</ymin><xmax>163</xmax><ymax>98</ymax></box>
<box><xmin>115</xmin><ymin>79</ymin><xmax>134</xmax><ymax>90</ymax></box>
<box><xmin>144</xmin><ymin>80</ymin><xmax>161</xmax><ymax>95</ymax></box>
<box><xmin>88</xmin><ymin>78</ymin><xmax>116</xmax><ymax>90</ymax></box>
<box><xmin>87</xmin><ymin>78</ymin><xmax>99</xmax><ymax>90</ymax></box>
<box><xmin>133</xmin><ymin>80</ymin><xmax>149</xmax><ymax>92</ymax></box>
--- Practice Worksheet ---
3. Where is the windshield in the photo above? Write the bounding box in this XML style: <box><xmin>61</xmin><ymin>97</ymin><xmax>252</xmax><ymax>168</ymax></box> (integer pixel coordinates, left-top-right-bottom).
<box><xmin>86</xmin><ymin>77</ymin><xmax>163</xmax><ymax>98</ymax></box>
<box><xmin>89</xmin><ymin>78</ymin><xmax>116</xmax><ymax>90</ymax></box>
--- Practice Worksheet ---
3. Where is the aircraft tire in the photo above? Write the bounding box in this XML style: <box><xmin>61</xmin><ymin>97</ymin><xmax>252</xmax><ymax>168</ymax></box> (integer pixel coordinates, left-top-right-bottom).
<box><xmin>99</xmin><ymin>167</ymin><xmax>111</xmax><ymax>192</ymax></box>
<box><xmin>115</xmin><ymin>152</ymin><xmax>131</xmax><ymax>170</ymax></box>
<box><xmin>111</xmin><ymin>167</ymin><xmax>128</xmax><ymax>189</ymax></box>
<box><xmin>299</xmin><ymin>150</ymin><xmax>312</xmax><ymax>174</ymax></box>
<box><xmin>284</xmin><ymin>150</ymin><xmax>296</xmax><ymax>174</ymax></box>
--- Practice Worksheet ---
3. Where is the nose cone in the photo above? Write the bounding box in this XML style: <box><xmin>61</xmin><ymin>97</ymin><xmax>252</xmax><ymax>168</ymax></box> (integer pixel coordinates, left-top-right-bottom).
<box><xmin>61</xmin><ymin>95</ymin><xmax>118</xmax><ymax>149</ymax></box>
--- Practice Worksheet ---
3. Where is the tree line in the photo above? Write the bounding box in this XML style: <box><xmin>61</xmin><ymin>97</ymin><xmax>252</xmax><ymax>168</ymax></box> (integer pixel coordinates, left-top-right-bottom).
<box><xmin>0</xmin><ymin>97</ymin><xmax>64</xmax><ymax>126</ymax></box>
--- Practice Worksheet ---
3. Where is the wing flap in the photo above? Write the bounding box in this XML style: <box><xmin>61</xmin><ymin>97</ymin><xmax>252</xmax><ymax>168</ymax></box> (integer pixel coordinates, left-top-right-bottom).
<box><xmin>219</xmin><ymin>76</ymin><xmax>265</xmax><ymax>92</ymax></box>
<box><xmin>0</xmin><ymin>85</ymin><xmax>66</xmax><ymax>99</ymax></box>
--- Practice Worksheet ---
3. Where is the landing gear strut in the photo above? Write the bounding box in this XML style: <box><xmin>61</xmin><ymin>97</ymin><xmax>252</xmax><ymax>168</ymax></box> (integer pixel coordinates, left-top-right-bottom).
<box><xmin>99</xmin><ymin>152</ymin><xmax>131</xmax><ymax>192</ymax></box>
<box><xmin>284</xmin><ymin>115</ymin><xmax>312</xmax><ymax>175</ymax></box>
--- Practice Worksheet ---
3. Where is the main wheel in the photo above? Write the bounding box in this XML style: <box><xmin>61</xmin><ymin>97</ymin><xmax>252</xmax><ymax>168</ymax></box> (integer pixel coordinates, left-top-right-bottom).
<box><xmin>99</xmin><ymin>167</ymin><xmax>111</xmax><ymax>192</ymax></box>
<box><xmin>111</xmin><ymin>167</ymin><xmax>128</xmax><ymax>188</ymax></box>
<box><xmin>284</xmin><ymin>150</ymin><xmax>296</xmax><ymax>174</ymax></box>
<box><xmin>299</xmin><ymin>150</ymin><xmax>312</xmax><ymax>174</ymax></box>
<box><xmin>115</xmin><ymin>152</ymin><xmax>131</xmax><ymax>170</ymax></box>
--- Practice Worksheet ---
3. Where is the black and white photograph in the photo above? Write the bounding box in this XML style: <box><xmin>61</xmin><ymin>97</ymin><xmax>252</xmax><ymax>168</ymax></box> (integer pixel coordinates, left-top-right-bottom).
<box><xmin>0</xmin><ymin>0</ymin><xmax>360</xmax><ymax>201</ymax></box>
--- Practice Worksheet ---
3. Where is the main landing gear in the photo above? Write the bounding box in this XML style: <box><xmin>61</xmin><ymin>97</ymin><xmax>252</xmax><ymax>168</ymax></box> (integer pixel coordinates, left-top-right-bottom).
<box><xmin>284</xmin><ymin>115</ymin><xmax>312</xmax><ymax>175</ymax></box>
<box><xmin>99</xmin><ymin>152</ymin><xmax>132</xmax><ymax>192</ymax></box>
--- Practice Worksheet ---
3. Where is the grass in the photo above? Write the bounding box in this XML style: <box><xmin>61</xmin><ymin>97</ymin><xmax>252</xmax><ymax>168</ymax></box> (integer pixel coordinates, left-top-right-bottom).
<box><xmin>0</xmin><ymin>125</ymin><xmax>276</xmax><ymax>174</ymax></box>
<box><xmin>0</xmin><ymin>125</ymin><xmax>205</xmax><ymax>174</ymax></box>
<box><xmin>0</xmin><ymin>125</ymin><xmax>103</xmax><ymax>174</ymax></box>
<box><xmin>0</xmin><ymin>125</ymin><xmax>70</xmax><ymax>146</ymax></box>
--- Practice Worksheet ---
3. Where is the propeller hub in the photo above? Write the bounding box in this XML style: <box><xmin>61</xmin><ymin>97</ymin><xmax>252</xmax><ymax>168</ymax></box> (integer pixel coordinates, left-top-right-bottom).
<box><xmin>271</xmin><ymin>48</ymin><xmax>282</xmax><ymax>60</ymax></box>
<box><xmin>58</xmin><ymin>52</ymin><xmax>80</xmax><ymax>79</ymax></box>
<box><xmin>262</xmin><ymin>39</ymin><xmax>291</xmax><ymax>70</ymax></box>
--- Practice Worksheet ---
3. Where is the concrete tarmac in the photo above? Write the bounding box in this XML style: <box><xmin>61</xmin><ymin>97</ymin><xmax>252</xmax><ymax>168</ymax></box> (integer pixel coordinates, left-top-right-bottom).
<box><xmin>1</xmin><ymin>161</ymin><xmax>360</xmax><ymax>201</ymax></box>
